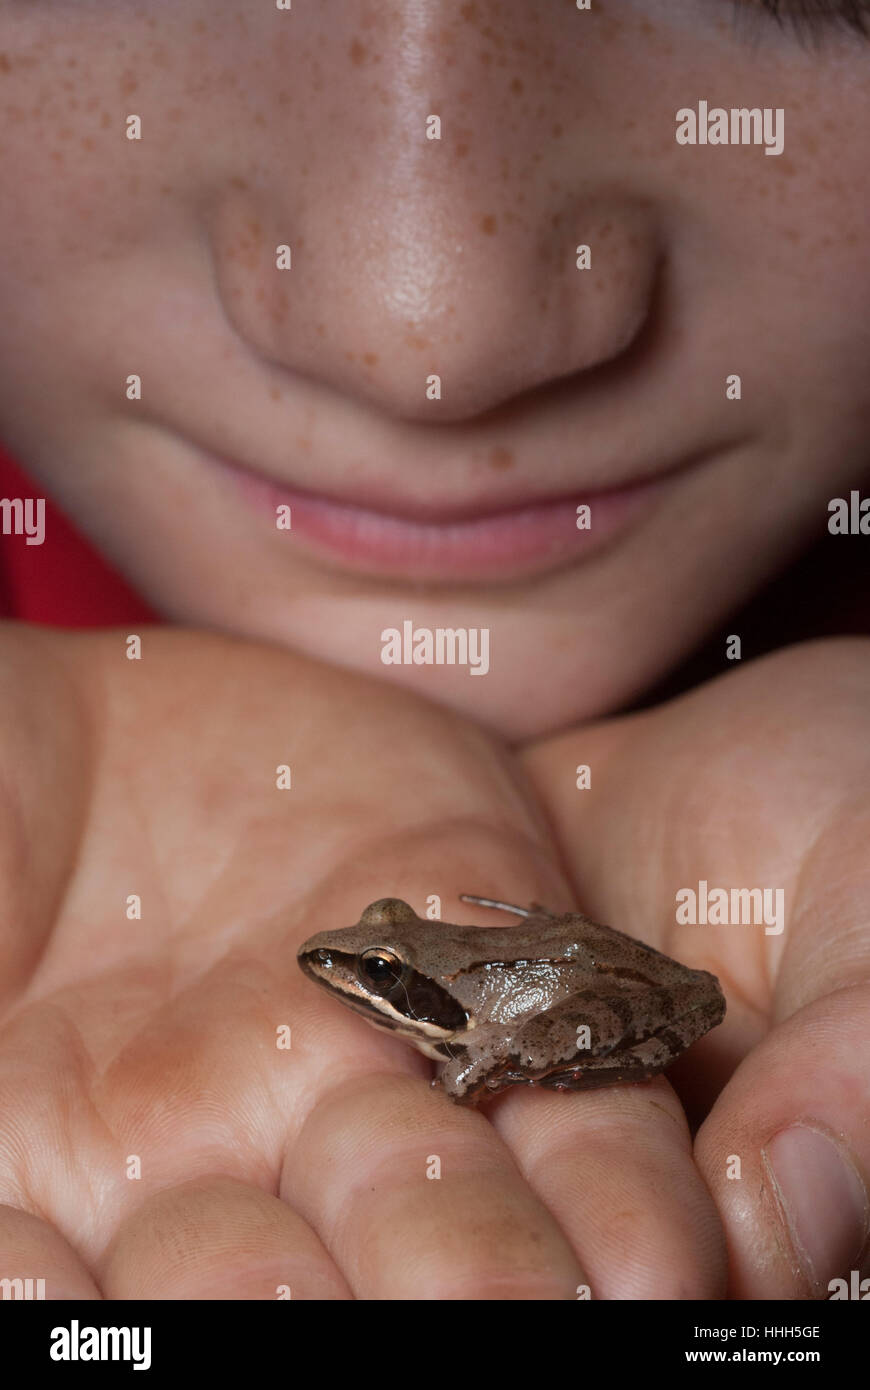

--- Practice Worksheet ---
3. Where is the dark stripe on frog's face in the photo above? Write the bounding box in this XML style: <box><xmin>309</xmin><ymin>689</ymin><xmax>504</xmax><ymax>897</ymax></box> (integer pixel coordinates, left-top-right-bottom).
<box><xmin>299</xmin><ymin>948</ymin><xmax>469</xmax><ymax>1033</ymax></box>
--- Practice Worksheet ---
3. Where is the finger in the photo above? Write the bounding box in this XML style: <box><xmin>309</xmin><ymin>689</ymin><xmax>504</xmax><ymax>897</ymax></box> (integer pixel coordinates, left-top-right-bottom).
<box><xmin>99</xmin><ymin>1176</ymin><xmax>352</xmax><ymax>1299</ymax></box>
<box><xmin>0</xmin><ymin>1205</ymin><xmax>101</xmax><ymax>1299</ymax></box>
<box><xmin>696</xmin><ymin>986</ymin><xmax>870</xmax><ymax>1298</ymax></box>
<box><xmin>695</xmin><ymin>729</ymin><xmax>870</xmax><ymax>1298</ymax></box>
<box><xmin>283</xmin><ymin>1074</ymin><xmax>584</xmax><ymax>1299</ymax></box>
<box><xmin>492</xmin><ymin>1079</ymin><xmax>726</xmax><ymax>1299</ymax></box>
<box><xmin>518</xmin><ymin>698</ymin><xmax>769</xmax><ymax>1113</ymax></box>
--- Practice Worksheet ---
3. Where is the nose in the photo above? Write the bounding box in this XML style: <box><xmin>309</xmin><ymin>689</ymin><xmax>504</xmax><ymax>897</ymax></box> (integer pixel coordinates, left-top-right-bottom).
<box><xmin>218</xmin><ymin>2</ymin><xmax>661</xmax><ymax>425</ymax></box>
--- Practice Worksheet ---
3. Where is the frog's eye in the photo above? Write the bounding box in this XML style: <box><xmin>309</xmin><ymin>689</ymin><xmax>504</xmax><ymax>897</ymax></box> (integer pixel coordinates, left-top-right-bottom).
<box><xmin>359</xmin><ymin>948</ymin><xmax>403</xmax><ymax>992</ymax></box>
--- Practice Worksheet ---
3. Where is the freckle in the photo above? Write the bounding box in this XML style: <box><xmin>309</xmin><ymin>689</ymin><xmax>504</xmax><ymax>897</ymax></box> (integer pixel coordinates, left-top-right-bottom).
<box><xmin>295</xmin><ymin>436</ymin><xmax>312</xmax><ymax>450</ymax></box>
<box><xmin>777</xmin><ymin>157</ymin><xmax>796</xmax><ymax>176</ymax></box>
<box><xmin>455</xmin><ymin>142</ymin><xmax>469</xmax><ymax>158</ymax></box>
<box><xmin>404</xmin><ymin>334</ymin><xmax>430</xmax><ymax>351</ymax></box>
<box><xmin>120</xmin><ymin>70</ymin><xmax>138</xmax><ymax>97</ymax></box>
<box><xmin>254</xmin><ymin>112</ymin><xmax>265</xmax><ymax>127</ymax></box>
<box><xmin>230</xmin><ymin>176</ymin><xmax>249</xmax><ymax>191</ymax></box>
<box><xmin>551</xmin><ymin>123</ymin><xmax>563</xmax><ymax>139</ymax></box>
<box><xmin>489</xmin><ymin>446</ymin><xmax>514</xmax><ymax>472</ymax></box>
<box><xmin>510</xmin><ymin>77</ymin><xmax>523</xmax><ymax>95</ymax></box>
<box><xmin>460</xmin><ymin>1</ymin><xmax>479</xmax><ymax>20</ymax></box>
<box><xmin>479</xmin><ymin>50</ymin><xmax>492</xmax><ymax>66</ymax></box>
<box><xmin>81</xmin><ymin>136</ymin><xmax>95</xmax><ymax>151</ymax></box>
<box><xmin>0</xmin><ymin>54</ymin><xmax>11</xmax><ymax>73</ymax></box>
<box><xmin>350</xmin><ymin>38</ymin><xmax>367</xmax><ymax>65</ymax></box>
<box><xmin>363</xmin><ymin>352</ymin><xmax>379</xmax><ymax>366</ymax></box>
<box><xmin>168</xmin><ymin>107</ymin><xmax>184</xmax><ymax>121</ymax></box>
<box><xmin>269</xmin><ymin>385</ymin><xmax>281</xmax><ymax>401</ymax></box>
<box><xmin>316</xmin><ymin>322</ymin><xmax>326</xmax><ymax>335</ymax></box>
<box><xmin>481</xmin><ymin>214</ymin><xmax>497</xmax><ymax>235</ymax></box>
<box><xmin>344</xmin><ymin>351</ymin><xmax>357</xmax><ymax>361</ymax></box>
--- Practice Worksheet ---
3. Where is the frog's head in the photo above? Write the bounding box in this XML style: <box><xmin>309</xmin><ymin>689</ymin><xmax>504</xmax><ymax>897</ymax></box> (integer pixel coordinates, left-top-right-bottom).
<box><xmin>296</xmin><ymin>899</ymin><xmax>469</xmax><ymax>1051</ymax></box>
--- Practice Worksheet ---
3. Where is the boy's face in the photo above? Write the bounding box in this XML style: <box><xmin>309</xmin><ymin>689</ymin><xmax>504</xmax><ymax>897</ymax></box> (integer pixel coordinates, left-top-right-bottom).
<box><xmin>1</xmin><ymin>1</ymin><xmax>868</xmax><ymax>736</ymax></box>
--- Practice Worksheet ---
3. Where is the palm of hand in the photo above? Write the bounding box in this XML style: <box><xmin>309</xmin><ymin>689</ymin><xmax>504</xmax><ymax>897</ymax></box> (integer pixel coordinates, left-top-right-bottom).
<box><xmin>1</xmin><ymin>630</ymin><xmax>867</xmax><ymax>1298</ymax></box>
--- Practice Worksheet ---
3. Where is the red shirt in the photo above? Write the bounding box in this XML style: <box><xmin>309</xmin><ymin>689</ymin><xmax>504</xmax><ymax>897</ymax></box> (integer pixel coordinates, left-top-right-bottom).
<box><xmin>0</xmin><ymin>449</ymin><xmax>156</xmax><ymax>625</ymax></box>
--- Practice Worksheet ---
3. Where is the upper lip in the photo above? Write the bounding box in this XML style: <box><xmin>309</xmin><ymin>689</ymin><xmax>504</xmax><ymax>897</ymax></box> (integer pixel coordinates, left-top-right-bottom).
<box><xmin>215</xmin><ymin>450</ymin><xmax>693</xmax><ymax>525</ymax></box>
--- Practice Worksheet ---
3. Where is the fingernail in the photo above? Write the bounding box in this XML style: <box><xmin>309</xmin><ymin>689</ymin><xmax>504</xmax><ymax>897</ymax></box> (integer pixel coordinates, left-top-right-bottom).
<box><xmin>763</xmin><ymin>1125</ymin><xmax>869</xmax><ymax>1291</ymax></box>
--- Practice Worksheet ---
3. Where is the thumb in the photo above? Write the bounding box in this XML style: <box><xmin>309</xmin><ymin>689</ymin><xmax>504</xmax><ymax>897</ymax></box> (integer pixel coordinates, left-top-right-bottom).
<box><xmin>695</xmin><ymin>984</ymin><xmax>870</xmax><ymax>1298</ymax></box>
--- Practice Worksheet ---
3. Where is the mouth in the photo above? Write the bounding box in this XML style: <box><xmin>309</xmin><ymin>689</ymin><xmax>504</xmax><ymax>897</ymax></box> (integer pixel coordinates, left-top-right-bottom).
<box><xmin>209</xmin><ymin>451</ymin><xmax>688</xmax><ymax>585</ymax></box>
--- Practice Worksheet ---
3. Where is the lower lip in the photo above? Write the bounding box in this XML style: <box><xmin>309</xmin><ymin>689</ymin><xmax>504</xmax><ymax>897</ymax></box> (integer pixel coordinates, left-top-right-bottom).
<box><xmin>212</xmin><ymin>457</ymin><xmax>671</xmax><ymax>584</ymax></box>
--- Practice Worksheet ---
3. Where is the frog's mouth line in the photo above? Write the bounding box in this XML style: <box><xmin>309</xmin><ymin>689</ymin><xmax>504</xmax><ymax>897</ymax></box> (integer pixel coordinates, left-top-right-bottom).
<box><xmin>301</xmin><ymin>946</ymin><xmax>469</xmax><ymax>1034</ymax></box>
<box><xmin>300</xmin><ymin>953</ymin><xmax>463</xmax><ymax>1042</ymax></box>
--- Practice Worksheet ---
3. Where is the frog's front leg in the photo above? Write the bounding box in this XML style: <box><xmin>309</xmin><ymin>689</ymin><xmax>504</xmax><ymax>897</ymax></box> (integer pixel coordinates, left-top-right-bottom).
<box><xmin>433</xmin><ymin>1027</ymin><xmax>513</xmax><ymax>1105</ymax></box>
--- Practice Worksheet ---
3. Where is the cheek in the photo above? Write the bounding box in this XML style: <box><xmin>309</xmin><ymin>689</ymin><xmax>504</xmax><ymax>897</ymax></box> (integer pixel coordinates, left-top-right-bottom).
<box><xmin>647</xmin><ymin>42</ymin><xmax>870</xmax><ymax>445</ymax></box>
<box><xmin>746</xmin><ymin>144</ymin><xmax>870</xmax><ymax>435</ymax></box>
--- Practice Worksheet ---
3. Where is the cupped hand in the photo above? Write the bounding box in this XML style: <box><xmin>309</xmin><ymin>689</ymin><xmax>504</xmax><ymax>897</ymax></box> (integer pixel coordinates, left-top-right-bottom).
<box><xmin>0</xmin><ymin>623</ymin><xmax>724</xmax><ymax>1300</ymax></box>
<box><xmin>520</xmin><ymin>638</ymin><xmax>870</xmax><ymax>1299</ymax></box>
